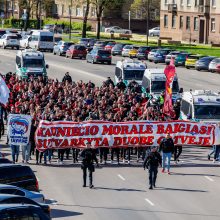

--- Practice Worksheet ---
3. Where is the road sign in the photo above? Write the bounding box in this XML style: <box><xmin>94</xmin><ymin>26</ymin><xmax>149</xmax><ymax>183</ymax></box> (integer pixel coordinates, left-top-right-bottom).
<box><xmin>22</xmin><ymin>13</ymin><xmax>27</xmax><ymax>20</ymax></box>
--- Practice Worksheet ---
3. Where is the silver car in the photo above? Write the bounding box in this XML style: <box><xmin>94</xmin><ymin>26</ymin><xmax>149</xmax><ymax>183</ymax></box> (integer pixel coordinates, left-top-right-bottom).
<box><xmin>0</xmin><ymin>184</ymin><xmax>45</xmax><ymax>203</ymax></box>
<box><xmin>53</xmin><ymin>41</ymin><xmax>73</xmax><ymax>56</ymax></box>
<box><xmin>122</xmin><ymin>45</ymin><xmax>134</xmax><ymax>57</ymax></box>
<box><xmin>149</xmin><ymin>27</ymin><xmax>160</xmax><ymax>37</ymax></box>
<box><xmin>148</xmin><ymin>49</ymin><xmax>158</xmax><ymax>62</ymax></box>
<box><xmin>209</xmin><ymin>58</ymin><xmax>220</xmax><ymax>72</ymax></box>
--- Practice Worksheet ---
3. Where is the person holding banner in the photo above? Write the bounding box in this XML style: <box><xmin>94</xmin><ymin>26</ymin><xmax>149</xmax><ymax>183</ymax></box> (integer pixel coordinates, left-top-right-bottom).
<box><xmin>159</xmin><ymin>133</ymin><xmax>175</xmax><ymax>174</ymax></box>
<box><xmin>10</xmin><ymin>145</ymin><xmax>20</xmax><ymax>164</ymax></box>
<box><xmin>80</xmin><ymin>141</ymin><xmax>99</xmax><ymax>188</ymax></box>
<box><xmin>143</xmin><ymin>146</ymin><xmax>162</xmax><ymax>189</ymax></box>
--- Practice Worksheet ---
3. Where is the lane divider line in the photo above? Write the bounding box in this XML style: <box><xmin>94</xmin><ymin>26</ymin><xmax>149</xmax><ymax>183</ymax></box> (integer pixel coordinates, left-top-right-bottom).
<box><xmin>145</xmin><ymin>198</ymin><xmax>155</xmax><ymax>206</ymax></box>
<box><xmin>204</xmin><ymin>176</ymin><xmax>214</xmax><ymax>182</ymax></box>
<box><xmin>117</xmin><ymin>174</ymin><xmax>125</xmax><ymax>181</ymax></box>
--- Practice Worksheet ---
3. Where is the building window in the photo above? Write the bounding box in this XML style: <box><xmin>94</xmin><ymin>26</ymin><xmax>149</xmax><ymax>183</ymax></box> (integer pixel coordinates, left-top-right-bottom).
<box><xmin>211</xmin><ymin>18</ymin><xmax>216</xmax><ymax>32</ymax></box>
<box><xmin>91</xmin><ymin>7</ymin><xmax>96</xmax><ymax>17</ymax></box>
<box><xmin>165</xmin><ymin>0</ymin><xmax>168</xmax><ymax>5</ymax></box>
<box><xmin>179</xmin><ymin>16</ymin><xmax>183</xmax><ymax>29</ymax></box>
<box><xmin>172</xmin><ymin>15</ymin><xmax>176</xmax><ymax>28</ymax></box>
<box><xmin>83</xmin><ymin>6</ymin><xmax>87</xmax><ymax>16</ymax></box>
<box><xmin>194</xmin><ymin>17</ymin><xmax>198</xmax><ymax>31</ymax></box>
<box><xmin>164</xmin><ymin>15</ymin><xmax>168</xmax><ymax>28</ymax></box>
<box><xmin>180</xmin><ymin>0</ymin><xmax>184</xmax><ymax>5</ymax></box>
<box><xmin>187</xmin><ymin>0</ymin><xmax>191</xmax><ymax>6</ymax></box>
<box><xmin>212</xmin><ymin>0</ymin><xmax>216</xmax><ymax>7</ymax></box>
<box><xmin>186</xmin><ymin>16</ymin><xmax>190</xmax><ymax>30</ymax></box>
<box><xmin>61</xmin><ymin>4</ymin><xmax>64</xmax><ymax>16</ymax></box>
<box><xmin>76</xmin><ymin>7</ymin><xmax>81</xmax><ymax>16</ymax></box>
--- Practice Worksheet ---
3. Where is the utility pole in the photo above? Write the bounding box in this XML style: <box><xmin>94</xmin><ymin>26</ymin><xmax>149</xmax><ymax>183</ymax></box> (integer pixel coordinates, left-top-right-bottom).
<box><xmin>69</xmin><ymin>0</ymin><xmax>72</xmax><ymax>41</ymax></box>
<box><xmin>39</xmin><ymin>0</ymin><xmax>42</xmax><ymax>29</ymax></box>
<box><xmin>12</xmin><ymin>0</ymin><xmax>14</xmax><ymax>18</ymax></box>
<box><xmin>128</xmin><ymin>10</ymin><xmax>131</xmax><ymax>30</ymax></box>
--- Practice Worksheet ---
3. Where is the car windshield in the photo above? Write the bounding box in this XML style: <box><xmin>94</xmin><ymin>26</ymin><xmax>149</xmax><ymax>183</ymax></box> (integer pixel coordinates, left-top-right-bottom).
<box><xmin>124</xmin><ymin>70</ymin><xmax>145</xmax><ymax>80</ymax></box>
<box><xmin>40</xmin><ymin>36</ymin><xmax>53</xmax><ymax>42</ymax></box>
<box><xmin>124</xmin><ymin>45</ymin><xmax>133</xmax><ymax>49</ymax></box>
<box><xmin>64</xmin><ymin>42</ymin><xmax>73</xmax><ymax>47</ymax></box>
<box><xmin>114</xmin><ymin>44</ymin><xmax>123</xmax><ymax>49</ymax></box>
<box><xmin>194</xmin><ymin>105</ymin><xmax>220</xmax><ymax>119</ymax></box>
<box><xmin>151</xmin><ymin>80</ymin><xmax>179</xmax><ymax>93</ymax></box>
<box><xmin>23</xmin><ymin>58</ymin><xmax>44</xmax><ymax>68</ymax></box>
<box><xmin>107</xmin><ymin>42</ymin><xmax>115</xmax><ymax>46</ymax></box>
<box><xmin>138</xmin><ymin>47</ymin><xmax>149</xmax><ymax>52</ymax></box>
<box><xmin>98</xmin><ymin>50</ymin><xmax>111</xmax><ymax>55</ymax></box>
<box><xmin>7</xmin><ymin>36</ymin><xmax>18</xmax><ymax>40</ymax></box>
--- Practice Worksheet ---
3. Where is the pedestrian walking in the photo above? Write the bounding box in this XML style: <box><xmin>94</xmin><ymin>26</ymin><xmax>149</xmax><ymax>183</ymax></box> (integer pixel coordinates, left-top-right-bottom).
<box><xmin>80</xmin><ymin>141</ymin><xmax>98</xmax><ymax>188</ymax></box>
<box><xmin>208</xmin><ymin>145</ymin><xmax>216</xmax><ymax>160</ymax></box>
<box><xmin>159</xmin><ymin>133</ymin><xmax>175</xmax><ymax>174</ymax></box>
<box><xmin>213</xmin><ymin>145</ymin><xmax>220</xmax><ymax>163</ymax></box>
<box><xmin>143</xmin><ymin>146</ymin><xmax>162</xmax><ymax>189</ymax></box>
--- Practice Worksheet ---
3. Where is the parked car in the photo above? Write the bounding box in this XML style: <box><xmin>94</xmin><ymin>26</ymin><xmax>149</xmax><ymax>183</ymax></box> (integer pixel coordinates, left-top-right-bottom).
<box><xmin>111</xmin><ymin>43</ymin><xmax>127</xmax><ymax>56</ymax></box>
<box><xmin>137</xmin><ymin>46</ymin><xmax>157</xmax><ymax>60</ymax></box>
<box><xmin>174</xmin><ymin>53</ymin><xmax>190</xmax><ymax>66</ymax></box>
<box><xmin>122</xmin><ymin>45</ymin><xmax>136</xmax><ymax>57</ymax></box>
<box><xmin>87</xmin><ymin>49</ymin><xmax>112</xmax><ymax>64</ymax></box>
<box><xmin>105</xmin><ymin>26</ymin><xmax>132</xmax><ymax>34</ymax></box>
<box><xmin>0</xmin><ymin>30</ymin><xmax>6</xmax><ymax>38</ymax></box>
<box><xmin>79</xmin><ymin>38</ymin><xmax>96</xmax><ymax>51</ymax></box>
<box><xmin>0</xmin><ymin>184</ymin><xmax>45</xmax><ymax>203</ymax></box>
<box><xmin>0</xmin><ymin>194</ymin><xmax>50</xmax><ymax>218</ymax></box>
<box><xmin>53</xmin><ymin>41</ymin><xmax>73</xmax><ymax>56</ymax></box>
<box><xmin>0</xmin><ymin>34</ymin><xmax>20</xmax><ymax>49</ymax></box>
<box><xmin>66</xmin><ymin>44</ymin><xmax>87</xmax><ymax>59</ymax></box>
<box><xmin>0</xmin><ymin>158</ymin><xmax>12</xmax><ymax>164</ymax></box>
<box><xmin>153</xmin><ymin>49</ymin><xmax>174</xmax><ymax>63</ymax></box>
<box><xmin>104</xmin><ymin>41</ymin><xmax>116</xmax><ymax>51</ymax></box>
<box><xmin>185</xmin><ymin>54</ymin><xmax>205</xmax><ymax>69</ymax></box>
<box><xmin>19</xmin><ymin>35</ymin><xmax>31</xmax><ymax>48</ymax></box>
<box><xmin>94</xmin><ymin>41</ymin><xmax>111</xmax><ymax>49</ymax></box>
<box><xmin>195</xmin><ymin>56</ymin><xmax>217</xmax><ymax>71</ymax></box>
<box><xmin>209</xmin><ymin>58</ymin><xmax>220</xmax><ymax>72</ymax></box>
<box><xmin>165</xmin><ymin>51</ymin><xmax>183</xmax><ymax>65</ymax></box>
<box><xmin>53</xmin><ymin>35</ymin><xmax>62</xmax><ymax>44</ymax></box>
<box><xmin>148</xmin><ymin>49</ymin><xmax>159</xmax><ymax>62</ymax></box>
<box><xmin>43</xmin><ymin>24</ymin><xmax>69</xmax><ymax>34</ymax></box>
<box><xmin>149</xmin><ymin>27</ymin><xmax>160</xmax><ymax>37</ymax></box>
<box><xmin>0</xmin><ymin>204</ymin><xmax>51</xmax><ymax>220</ymax></box>
<box><xmin>0</xmin><ymin>164</ymin><xmax>39</xmax><ymax>192</ymax></box>
<box><xmin>129</xmin><ymin>46</ymin><xmax>140</xmax><ymax>58</ymax></box>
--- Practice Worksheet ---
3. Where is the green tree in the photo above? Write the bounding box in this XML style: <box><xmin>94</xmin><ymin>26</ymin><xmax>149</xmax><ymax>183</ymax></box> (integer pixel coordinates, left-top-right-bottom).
<box><xmin>91</xmin><ymin>0</ymin><xmax>124</xmax><ymax>39</ymax></box>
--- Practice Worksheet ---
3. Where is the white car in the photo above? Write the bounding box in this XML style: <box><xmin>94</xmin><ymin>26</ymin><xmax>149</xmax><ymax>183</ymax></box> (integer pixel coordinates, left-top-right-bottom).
<box><xmin>105</xmin><ymin>26</ymin><xmax>132</xmax><ymax>34</ymax></box>
<box><xmin>0</xmin><ymin>184</ymin><xmax>45</xmax><ymax>203</ymax></box>
<box><xmin>122</xmin><ymin>44</ymin><xmax>134</xmax><ymax>57</ymax></box>
<box><xmin>0</xmin><ymin>34</ymin><xmax>20</xmax><ymax>49</ymax></box>
<box><xmin>149</xmin><ymin>27</ymin><xmax>160</xmax><ymax>37</ymax></box>
<box><xmin>20</xmin><ymin>35</ymin><xmax>31</xmax><ymax>48</ymax></box>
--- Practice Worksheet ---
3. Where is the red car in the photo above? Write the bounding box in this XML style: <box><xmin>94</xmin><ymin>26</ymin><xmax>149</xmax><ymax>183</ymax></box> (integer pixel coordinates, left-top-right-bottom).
<box><xmin>104</xmin><ymin>42</ymin><xmax>116</xmax><ymax>51</ymax></box>
<box><xmin>66</xmin><ymin>44</ymin><xmax>87</xmax><ymax>59</ymax></box>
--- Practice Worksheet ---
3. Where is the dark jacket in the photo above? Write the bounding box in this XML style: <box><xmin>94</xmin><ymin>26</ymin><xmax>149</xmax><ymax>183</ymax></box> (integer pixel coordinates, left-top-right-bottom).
<box><xmin>159</xmin><ymin>138</ymin><xmax>175</xmax><ymax>153</ymax></box>
<box><xmin>80</xmin><ymin>148</ymin><xmax>98</xmax><ymax>167</ymax></box>
<box><xmin>62</xmin><ymin>75</ymin><xmax>72</xmax><ymax>83</ymax></box>
<box><xmin>143</xmin><ymin>151</ymin><xmax>162</xmax><ymax>169</ymax></box>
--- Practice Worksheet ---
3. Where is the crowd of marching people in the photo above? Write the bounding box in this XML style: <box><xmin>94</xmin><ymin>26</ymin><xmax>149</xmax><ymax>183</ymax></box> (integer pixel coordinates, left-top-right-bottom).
<box><xmin>2</xmin><ymin>71</ymin><xmax>218</xmax><ymax>166</ymax></box>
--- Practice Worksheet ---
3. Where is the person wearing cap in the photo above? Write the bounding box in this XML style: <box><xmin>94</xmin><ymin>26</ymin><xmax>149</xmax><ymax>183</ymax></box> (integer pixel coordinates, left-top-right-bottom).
<box><xmin>143</xmin><ymin>146</ymin><xmax>162</xmax><ymax>189</ymax></box>
<box><xmin>80</xmin><ymin>141</ymin><xmax>99</xmax><ymax>188</ymax></box>
<box><xmin>159</xmin><ymin>133</ymin><xmax>175</xmax><ymax>174</ymax></box>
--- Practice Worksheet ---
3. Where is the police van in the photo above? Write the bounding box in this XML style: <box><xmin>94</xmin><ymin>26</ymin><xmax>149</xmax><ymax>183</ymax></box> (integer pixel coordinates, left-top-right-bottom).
<box><xmin>142</xmin><ymin>68</ymin><xmax>181</xmax><ymax>100</ymax></box>
<box><xmin>28</xmin><ymin>30</ymin><xmax>54</xmax><ymax>52</ymax></box>
<box><xmin>115</xmin><ymin>59</ymin><xmax>147</xmax><ymax>85</ymax></box>
<box><xmin>16</xmin><ymin>49</ymin><xmax>48</xmax><ymax>79</ymax></box>
<box><xmin>180</xmin><ymin>90</ymin><xmax>220</xmax><ymax>122</ymax></box>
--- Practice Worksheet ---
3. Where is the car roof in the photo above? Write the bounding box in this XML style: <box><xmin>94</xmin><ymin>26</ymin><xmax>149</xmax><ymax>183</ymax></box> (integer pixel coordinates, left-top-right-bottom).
<box><xmin>0</xmin><ymin>184</ymin><xmax>19</xmax><ymax>189</ymax></box>
<box><xmin>0</xmin><ymin>194</ymin><xmax>23</xmax><ymax>200</ymax></box>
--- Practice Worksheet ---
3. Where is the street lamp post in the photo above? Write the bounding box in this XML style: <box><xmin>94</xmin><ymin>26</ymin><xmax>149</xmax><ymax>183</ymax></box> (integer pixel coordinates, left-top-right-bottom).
<box><xmin>128</xmin><ymin>10</ymin><xmax>131</xmax><ymax>30</ymax></box>
<box><xmin>146</xmin><ymin>0</ymin><xmax>150</xmax><ymax>45</ymax></box>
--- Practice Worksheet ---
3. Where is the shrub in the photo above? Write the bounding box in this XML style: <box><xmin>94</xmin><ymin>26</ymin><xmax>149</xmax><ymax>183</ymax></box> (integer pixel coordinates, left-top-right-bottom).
<box><xmin>72</xmin><ymin>22</ymin><xmax>91</xmax><ymax>31</ymax></box>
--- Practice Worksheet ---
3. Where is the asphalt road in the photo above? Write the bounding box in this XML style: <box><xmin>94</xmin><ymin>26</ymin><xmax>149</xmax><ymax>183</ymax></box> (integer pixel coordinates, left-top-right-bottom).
<box><xmin>0</xmin><ymin>48</ymin><xmax>220</xmax><ymax>220</ymax></box>
<box><xmin>0</xmin><ymin>49</ymin><xmax>219</xmax><ymax>91</ymax></box>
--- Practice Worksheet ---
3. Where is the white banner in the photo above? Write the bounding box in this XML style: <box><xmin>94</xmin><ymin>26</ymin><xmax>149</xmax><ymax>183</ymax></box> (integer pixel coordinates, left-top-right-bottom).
<box><xmin>0</xmin><ymin>75</ymin><xmax>10</xmax><ymax>105</ymax></box>
<box><xmin>35</xmin><ymin>120</ymin><xmax>220</xmax><ymax>151</ymax></box>
<box><xmin>8</xmin><ymin>114</ymin><xmax>32</xmax><ymax>146</ymax></box>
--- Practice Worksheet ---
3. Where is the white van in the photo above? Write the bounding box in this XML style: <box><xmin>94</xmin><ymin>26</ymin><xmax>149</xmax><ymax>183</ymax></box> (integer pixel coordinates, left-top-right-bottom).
<box><xmin>115</xmin><ymin>59</ymin><xmax>147</xmax><ymax>85</ymax></box>
<box><xmin>28</xmin><ymin>30</ymin><xmax>54</xmax><ymax>52</ymax></box>
<box><xmin>142</xmin><ymin>68</ymin><xmax>181</xmax><ymax>100</ymax></box>
<box><xmin>180</xmin><ymin>90</ymin><xmax>220</xmax><ymax>122</ymax></box>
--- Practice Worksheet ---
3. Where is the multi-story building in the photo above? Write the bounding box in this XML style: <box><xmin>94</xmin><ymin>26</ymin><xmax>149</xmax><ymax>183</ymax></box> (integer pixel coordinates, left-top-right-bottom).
<box><xmin>0</xmin><ymin>0</ymin><xmax>20</xmax><ymax>18</ymax></box>
<box><xmin>160</xmin><ymin>0</ymin><xmax>219</xmax><ymax>44</ymax></box>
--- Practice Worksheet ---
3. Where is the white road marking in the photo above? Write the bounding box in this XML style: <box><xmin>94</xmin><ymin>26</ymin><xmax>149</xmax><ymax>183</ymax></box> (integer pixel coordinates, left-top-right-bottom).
<box><xmin>204</xmin><ymin>176</ymin><xmax>214</xmax><ymax>182</ymax></box>
<box><xmin>117</xmin><ymin>174</ymin><xmax>125</xmax><ymax>181</ymax></box>
<box><xmin>145</xmin><ymin>198</ymin><xmax>155</xmax><ymax>206</ymax></box>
